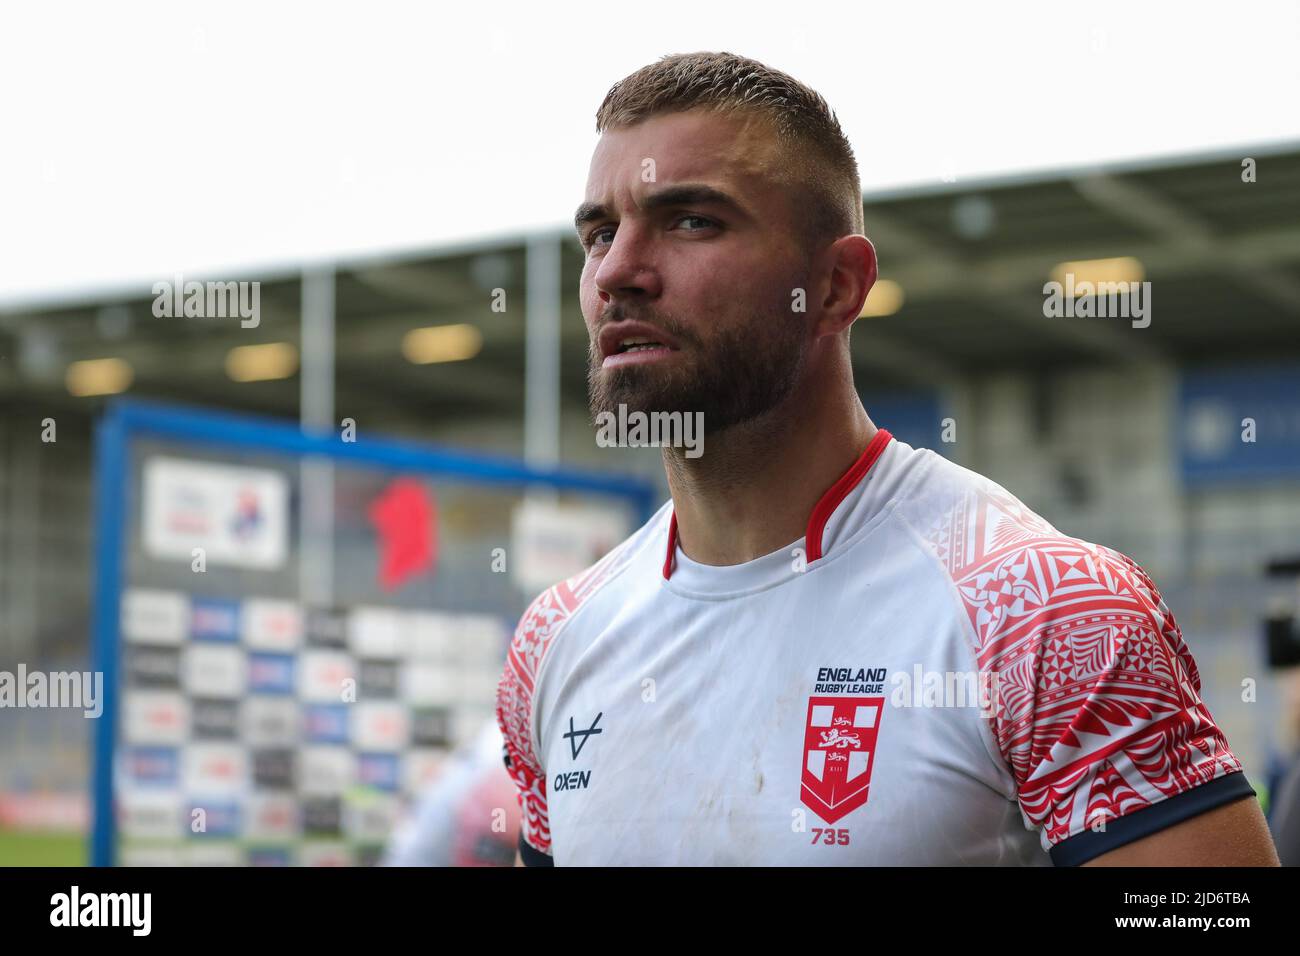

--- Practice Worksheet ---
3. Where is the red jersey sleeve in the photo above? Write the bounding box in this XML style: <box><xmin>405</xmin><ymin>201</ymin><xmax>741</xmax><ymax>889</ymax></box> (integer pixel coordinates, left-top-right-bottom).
<box><xmin>494</xmin><ymin>586</ymin><xmax>563</xmax><ymax>860</ymax></box>
<box><xmin>955</xmin><ymin>524</ymin><xmax>1249</xmax><ymax>861</ymax></box>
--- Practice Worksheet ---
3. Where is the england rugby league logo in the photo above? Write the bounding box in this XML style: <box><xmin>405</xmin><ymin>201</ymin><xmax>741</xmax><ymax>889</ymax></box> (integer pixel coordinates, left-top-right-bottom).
<box><xmin>800</xmin><ymin>695</ymin><xmax>883</xmax><ymax>824</ymax></box>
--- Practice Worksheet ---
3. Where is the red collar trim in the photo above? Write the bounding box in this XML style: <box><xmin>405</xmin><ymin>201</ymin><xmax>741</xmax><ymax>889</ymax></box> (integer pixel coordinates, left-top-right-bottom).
<box><xmin>662</xmin><ymin>511</ymin><xmax>679</xmax><ymax>580</ymax></box>
<box><xmin>662</xmin><ymin>428</ymin><xmax>893</xmax><ymax>580</ymax></box>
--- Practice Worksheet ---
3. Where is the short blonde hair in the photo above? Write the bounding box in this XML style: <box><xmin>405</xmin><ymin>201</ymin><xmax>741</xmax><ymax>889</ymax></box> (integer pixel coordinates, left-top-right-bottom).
<box><xmin>595</xmin><ymin>51</ymin><xmax>865</xmax><ymax>251</ymax></box>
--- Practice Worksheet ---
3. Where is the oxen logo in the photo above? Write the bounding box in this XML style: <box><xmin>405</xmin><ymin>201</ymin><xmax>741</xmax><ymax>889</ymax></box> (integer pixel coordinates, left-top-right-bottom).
<box><xmin>800</xmin><ymin>697</ymin><xmax>882</xmax><ymax>824</ymax></box>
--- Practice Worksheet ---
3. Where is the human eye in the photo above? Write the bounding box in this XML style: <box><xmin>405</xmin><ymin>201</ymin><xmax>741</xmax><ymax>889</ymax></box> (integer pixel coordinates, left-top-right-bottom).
<box><xmin>585</xmin><ymin>225</ymin><xmax>616</xmax><ymax>249</ymax></box>
<box><xmin>674</xmin><ymin>214</ymin><xmax>718</xmax><ymax>232</ymax></box>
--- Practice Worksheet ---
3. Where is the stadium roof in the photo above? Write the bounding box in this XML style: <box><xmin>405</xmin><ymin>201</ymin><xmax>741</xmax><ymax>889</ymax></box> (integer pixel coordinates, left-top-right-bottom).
<box><xmin>3</xmin><ymin>140</ymin><xmax>1298</xmax><ymax>431</ymax></box>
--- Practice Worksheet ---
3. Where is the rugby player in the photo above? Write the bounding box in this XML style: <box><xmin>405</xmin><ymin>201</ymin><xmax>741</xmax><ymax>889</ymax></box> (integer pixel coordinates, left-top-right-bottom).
<box><xmin>494</xmin><ymin>51</ymin><xmax>1280</xmax><ymax>866</ymax></box>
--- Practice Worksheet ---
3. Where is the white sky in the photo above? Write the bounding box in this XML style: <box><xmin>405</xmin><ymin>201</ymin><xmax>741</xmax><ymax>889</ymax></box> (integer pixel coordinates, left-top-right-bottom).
<box><xmin>3</xmin><ymin>0</ymin><xmax>1298</xmax><ymax>308</ymax></box>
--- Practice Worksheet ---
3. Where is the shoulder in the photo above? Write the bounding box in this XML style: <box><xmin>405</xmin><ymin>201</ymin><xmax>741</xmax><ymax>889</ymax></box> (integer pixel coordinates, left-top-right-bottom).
<box><xmin>886</xmin><ymin>445</ymin><xmax>1196</xmax><ymax>682</ymax></box>
<box><xmin>886</xmin><ymin>444</ymin><xmax>1061</xmax><ymax>572</ymax></box>
<box><xmin>496</xmin><ymin>499</ymin><xmax>671</xmax><ymax>740</ymax></box>
<box><xmin>509</xmin><ymin>498</ymin><xmax>671</xmax><ymax>667</ymax></box>
<box><xmin>890</xmin><ymin>451</ymin><xmax>1248</xmax><ymax>859</ymax></box>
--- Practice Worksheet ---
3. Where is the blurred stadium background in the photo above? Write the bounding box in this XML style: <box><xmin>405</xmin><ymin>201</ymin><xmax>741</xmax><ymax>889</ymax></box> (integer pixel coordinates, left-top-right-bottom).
<box><xmin>2</xmin><ymin>4</ymin><xmax>1300</xmax><ymax>866</ymax></box>
<box><xmin>3</xmin><ymin>143</ymin><xmax>1299</xmax><ymax>864</ymax></box>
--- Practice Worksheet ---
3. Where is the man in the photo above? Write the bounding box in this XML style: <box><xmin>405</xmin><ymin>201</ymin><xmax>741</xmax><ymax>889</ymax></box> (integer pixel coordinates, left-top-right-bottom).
<box><xmin>494</xmin><ymin>51</ymin><xmax>1280</xmax><ymax>866</ymax></box>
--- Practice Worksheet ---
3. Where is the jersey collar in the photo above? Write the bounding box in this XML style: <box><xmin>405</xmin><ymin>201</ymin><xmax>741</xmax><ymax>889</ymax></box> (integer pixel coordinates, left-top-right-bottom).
<box><xmin>662</xmin><ymin>427</ymin><xmax>894</xmax><ymax>581</ymax></box>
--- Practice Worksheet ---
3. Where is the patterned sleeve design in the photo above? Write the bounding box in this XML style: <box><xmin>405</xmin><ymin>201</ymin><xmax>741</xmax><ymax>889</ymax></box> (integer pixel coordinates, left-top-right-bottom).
<box><xmin>922</xmin><ymin>487</ymin><xmax>1246</xmax><ymax>856</ymax></box>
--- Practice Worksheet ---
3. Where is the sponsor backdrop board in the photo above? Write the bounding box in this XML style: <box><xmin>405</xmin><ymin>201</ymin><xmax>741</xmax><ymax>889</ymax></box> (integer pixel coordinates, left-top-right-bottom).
<box><xmin>93</xmin><ymin>400</ymin><xmax>655</xmax><ymax>866</ymax></box>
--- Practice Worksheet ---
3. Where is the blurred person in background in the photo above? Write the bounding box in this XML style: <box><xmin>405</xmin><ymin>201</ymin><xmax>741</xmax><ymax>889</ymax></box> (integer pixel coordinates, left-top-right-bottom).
<box><xmin>1265</xmin><ymin>667</ymin><xmax>1300</xmax><ymax>865</ymax></box>
<box><xmin>1270</xmin><ymin>759</ymin><xmax>1300</xmax><ymax>865</ymax></box>
<box><xmin>382</xmin><ymin>720</ymin><xmax>518</xmax><ymax>867</ymax></box>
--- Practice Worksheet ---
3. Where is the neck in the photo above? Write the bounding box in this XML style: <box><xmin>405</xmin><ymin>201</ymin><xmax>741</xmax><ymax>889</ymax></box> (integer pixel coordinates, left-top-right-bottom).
<box><xmin>663</xmin><ymin>353</ymin><xmax>875</xmax><ymax>566</ymax></box>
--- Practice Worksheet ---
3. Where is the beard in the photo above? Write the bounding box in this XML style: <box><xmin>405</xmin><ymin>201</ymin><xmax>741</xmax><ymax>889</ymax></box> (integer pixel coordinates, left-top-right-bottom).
<box><xmin>587</xmin><ymin>302</ymin><xmax>808</xmax><ymax>436</ymax></box>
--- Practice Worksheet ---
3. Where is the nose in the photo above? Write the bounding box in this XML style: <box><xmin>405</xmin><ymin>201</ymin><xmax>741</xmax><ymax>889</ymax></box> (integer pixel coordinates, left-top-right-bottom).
<box><xmin>593</xmin><ymin>225</ymin><xmax>662</xmax><ymax>303</ymax></box>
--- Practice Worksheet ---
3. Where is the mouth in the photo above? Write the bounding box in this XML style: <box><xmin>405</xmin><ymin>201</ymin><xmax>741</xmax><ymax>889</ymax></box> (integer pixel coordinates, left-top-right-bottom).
<box><xmin>603</xmin><ymin>338</ymin><xmax>677</xmax><ymax>369</ymax></box>
<box><xmin>598</xmin><ymin>322</ymin><xmax>681</xmax><ymax>370</ymax></box>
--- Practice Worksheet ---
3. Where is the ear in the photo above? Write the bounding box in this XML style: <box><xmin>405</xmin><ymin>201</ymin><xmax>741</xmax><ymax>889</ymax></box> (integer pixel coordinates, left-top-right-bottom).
<box><xmin>817</xmin><ymin>234</ymin><xmax>878</xmax><ymax>339</ymax></box>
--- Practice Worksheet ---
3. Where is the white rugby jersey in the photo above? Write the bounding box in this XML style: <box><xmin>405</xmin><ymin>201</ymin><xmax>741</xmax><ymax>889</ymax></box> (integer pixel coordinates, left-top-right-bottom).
<box><xmin>495</xmin><ymin>429</ymin><xmax>1254</xmax><ymax>866</ymax></box>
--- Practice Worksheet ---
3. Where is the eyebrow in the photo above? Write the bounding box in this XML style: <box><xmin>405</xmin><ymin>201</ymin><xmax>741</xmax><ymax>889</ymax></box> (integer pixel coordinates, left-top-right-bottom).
<box><xmin>573</xmin><ymin>183</ymin><xmax>747</xmax><ymax>235</ymax></box>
